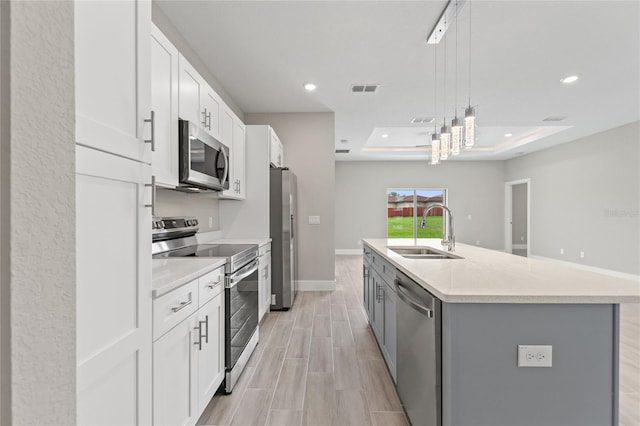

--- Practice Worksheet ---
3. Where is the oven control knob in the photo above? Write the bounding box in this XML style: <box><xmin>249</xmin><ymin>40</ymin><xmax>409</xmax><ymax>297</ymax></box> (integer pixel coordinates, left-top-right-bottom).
<box><xmin>193</xmin><ymin>219</ymin><xmax>198</xmax><ymax>226</ymax></box>
<box><xmin>186</xmin><ymin>219</ymin><xmax>193</xmax><ymax>226</ymax></box>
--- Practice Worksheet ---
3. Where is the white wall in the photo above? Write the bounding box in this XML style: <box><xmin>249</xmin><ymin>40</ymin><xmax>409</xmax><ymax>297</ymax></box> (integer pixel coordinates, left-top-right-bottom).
<box><xmin>156</xmin><ymin>189</ymin><xmax>220</xmax><ymax>232</ymax></box>
<box><xmin>505</xmin><ymin>121</ymin><xmax>640</xmax><ymax>275</ymax></box>
<box><xmin>0</xmin><ymin>2</ymin><xmax>8</xmax><ymax>422</ymax></box>
<box><xmin>335</xmin><ymin>161</ymin><xmax>506</xmax><ymax>251</ymax></box>
<box><xmin>3</xmin><ymin>2</ymin><xmax>76</xmax><ymax>424</ymax></box>
<box><xmin>245</xmin><ymin>113</ymin><xmax>336</xmax><ymax>282</ymax></box>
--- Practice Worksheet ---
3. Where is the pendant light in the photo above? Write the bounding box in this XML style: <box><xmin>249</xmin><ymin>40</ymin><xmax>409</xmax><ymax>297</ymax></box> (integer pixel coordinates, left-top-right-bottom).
<box><xmin>451</xmin><ymin>0</ymin><xmax>462</xmax><ymax>155</ymax></box>
<box><xmin>464</xmin><ymin>0</ymin><xmax>476</xmax><ymax>148</ymax></box>
<box><xmin>431</xmin><ymin>37</ymin><xmax>440</xmax><ymax>165</ymax></box>
<box><xmin>440</xmin><ymin>20</ymin><xmax>451</xmax><ymax>161</ymax></box>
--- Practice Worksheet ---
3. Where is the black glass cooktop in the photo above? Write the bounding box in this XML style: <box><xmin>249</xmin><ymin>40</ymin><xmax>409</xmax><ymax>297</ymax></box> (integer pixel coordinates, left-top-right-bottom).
<box><xmin>154</xmin><ymin>244</ymin><xmax>255</xmax><ymax>259</ymax></box>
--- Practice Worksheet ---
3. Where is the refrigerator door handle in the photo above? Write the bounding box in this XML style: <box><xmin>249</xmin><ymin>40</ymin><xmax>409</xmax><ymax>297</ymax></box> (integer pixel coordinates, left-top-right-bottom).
<box><xmin>290</xmin><ymin>214</ymin><xmax>294</xmax><ymax>240</ymax></box>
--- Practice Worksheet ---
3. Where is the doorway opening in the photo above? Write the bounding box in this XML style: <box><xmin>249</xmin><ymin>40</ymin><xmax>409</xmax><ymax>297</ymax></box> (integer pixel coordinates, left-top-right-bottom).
<box><xmin>504</xmin><ymin>179</ymin><xmax>530</xmax><ymax>257</ymax></box>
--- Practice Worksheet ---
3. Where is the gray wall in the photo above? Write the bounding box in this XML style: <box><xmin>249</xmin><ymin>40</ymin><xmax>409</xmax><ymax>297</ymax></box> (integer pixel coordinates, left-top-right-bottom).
<box><xmin>152</xmin><ymin>2</ymin><xmax>244</xmax><ymax>120</ymax></box>
<box><xmin>0</xmin><ymin>2</ymin><xmax>8</xmax><ymax>422</ymax></box>
<box><xmin>245</xmin><ymin>113</ymin><xmax>336</xmax><ymax>282</ymax></box>
<box><xmin>2</xmin><ymin>2</ymin><xmax>76</xmax><ymax>424</ymax></box>
<box><xmin>512</xmin><ymin>183</ymin><xmax>528</xmax><ymax>244</ymax></box>
<box><xmin>505</xmin><ymin>121</ymin><xmax>640</xmax><ymax>275</ymax></box>
<box><xmin>335</xmin><ymin>161</ymin><xmax>506</xmax><ymax>251</ymax></box>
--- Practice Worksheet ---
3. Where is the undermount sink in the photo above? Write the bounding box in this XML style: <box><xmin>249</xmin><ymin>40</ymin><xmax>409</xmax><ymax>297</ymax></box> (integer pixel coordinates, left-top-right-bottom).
<box><xmin>387</xmin><ymin>246</ymin><xmax>464</xmax><ymax>260</ymax></box>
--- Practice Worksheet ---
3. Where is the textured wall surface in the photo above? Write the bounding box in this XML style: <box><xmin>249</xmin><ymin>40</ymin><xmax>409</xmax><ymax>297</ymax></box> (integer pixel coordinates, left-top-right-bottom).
<box><xmin>245</xmin><ymin>113</ymin><xmax>336</xmax><ymax>282</ymax></box>
<box><xmin>506</xmin><ymin>121</ymin><xmax>640</xmax><ymax>274</ymax></box>
<box><xmin>335</xmin><ymin>161</ymin><xmax>506</xmax><ymax>251</ymax></box>
<box><xmin>8</xmin><ymin>2</ymin><xmax>76</xmax><ymax>424</ymax></box>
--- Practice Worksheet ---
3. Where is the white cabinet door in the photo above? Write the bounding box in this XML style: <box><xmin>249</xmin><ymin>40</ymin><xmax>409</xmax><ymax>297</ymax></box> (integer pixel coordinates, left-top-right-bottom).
<box><xmin>202</xmin><ymin>86</ymin><xmax>223</xmax><ymax>140</ymax></box>
<box><xmin>220</xmin><ymin>108</ymin><xmax>246</xmax><ymax>200</ymax></box>
<box><xmin>153</xmin><ymin>314</ymin><xmax>199</xmax><ymax>426</ymax></box>
<box><xmin>197</xmin><ymin>293</ymin><xmax>225</xmax><ymax>413</ymax></box>
<box><xmin>75</xmin><ymin>0</ymin><xmax>151</xmax><ymax>164</ymax></box>
<box><xmin>269</xmin><ymin>130</ymin><xmax>283</xmax><ymax>167</ymax></box>
<box><xmin>258</xmin><ymin>247</ymin><xmax>272</xmax><ymax>320</ymax></box>
<box><xmin>76</xmin><ymin>145</ymin><xmax>152</xmax><ymax>426</ymax></box>
<box><xmin>151</xmin><ymin>24</ymin><xmax>179</xmax><ymax>187</ymax></box>
<box><xmin>233</xmin><ymin>119</ymin><xmax>247</xmax><ymax>199</ymax></box>
<box><xmin>178</xmin><ymin>54</ymin><xmax>203</xmax><ymax>128</ymax></box>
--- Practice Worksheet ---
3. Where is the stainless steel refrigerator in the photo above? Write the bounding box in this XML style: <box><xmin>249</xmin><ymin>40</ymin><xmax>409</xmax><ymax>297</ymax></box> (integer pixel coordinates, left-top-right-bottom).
<box><xmin>269</xmin><ymin>167</ymin><xmax>297</xmax><ymax>310</ymax></box>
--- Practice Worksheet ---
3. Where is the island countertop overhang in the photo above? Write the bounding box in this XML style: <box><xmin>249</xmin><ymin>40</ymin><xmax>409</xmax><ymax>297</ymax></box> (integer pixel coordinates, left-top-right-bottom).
<box><xmin>363</xmin><ymin>238</ymin><xmax>640</xmax><ymax>304</ymax></box>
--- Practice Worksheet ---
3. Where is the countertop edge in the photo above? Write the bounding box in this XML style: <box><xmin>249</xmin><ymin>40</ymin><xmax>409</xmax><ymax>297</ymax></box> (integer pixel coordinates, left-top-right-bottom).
<box><xmin>363</xmin><ymin>239</ymin><xmax>640</xmax><ymax>304</ymax></box>
<box><xmin>152</xmin><ymin>258</ymin><xmax>227</xmax><ymax>298</ymax></box>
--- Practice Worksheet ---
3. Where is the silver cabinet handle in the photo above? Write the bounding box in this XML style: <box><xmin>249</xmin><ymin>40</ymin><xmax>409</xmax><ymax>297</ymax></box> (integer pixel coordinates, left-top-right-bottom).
<box><xmin>204</xmin><ymin>315</ymin><xmax>209</xmax><ymax>344</ymax></box>
<box><xmin>194</xmin><ymin>319</ymin><xmax>205</xmax><ymax>351</ymax></box>
<box><xmin>144</xmin><ymin>111</ymin><xmax>155</xmax><ymax>151</ymax></box>
<box><xmin>171</xmin><ymin>299</ymin><xmax>192</xmax><ymax>313</ymax></box>
<box><xmin>144</xmin><ymin>176</ymin><xmax>156</xmax><ymax>216</ymax></box>
<box><xmin>202</xmin><ymin>108</ymin><xmax>208</xmax><ymax>128</ymax></box>
<box><xmin>207</xmin><ymin>278</ymin><xmax>221</xmax><ymax>289</ymax></box>
<box><xmin>206</xmin><ymin>111</ymin><xmax>212</xmax><ymax>130</ymax></box>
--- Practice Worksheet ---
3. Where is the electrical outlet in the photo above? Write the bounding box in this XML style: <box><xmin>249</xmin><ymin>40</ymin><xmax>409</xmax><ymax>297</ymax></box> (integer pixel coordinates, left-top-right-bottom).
<box><xmin>476</xmin><ymin>240</ymin><xmax>480</xmax><ymax>246</ymax></box>
<box><xmin>308</xmin><ymin>215</ymin><xmax>321</xmax><ymax>225</ymax></box>
<box><xmin>580</xmin><ymin>251</ymin><xmax>585</xmax><ymax>258</ymax></box>
<box><xmin>467</xmin><ymin>214</ymin><xmax>472</xmax><ymax>220</ymax></box>
<box><xmin>520</xmin><ymin>236</ymin><xmax>524</xmax><ymax>241</ymax></box>
<box><xmin>518</xmin><ymin>345</ymin><xmax>552</xmax><ymax>367</ymax></box>
<box><xmin>271</xmin><ymin>294</ymin><xmax>276</xmax><ymax>305</ymax></box>
<box><xmin>560</xmin><ymin>248</ymin><xmax>564</xmax><ymax>255</ymax></box>
<box><xmin>357</xmin><ymin>240</ymin><xmax>363</xmax><ymax>246</ymax></box>
<box><xmin>209</xmin><ymin>216</ymin><xmax>213</xmax><ymax>228</ymax></box>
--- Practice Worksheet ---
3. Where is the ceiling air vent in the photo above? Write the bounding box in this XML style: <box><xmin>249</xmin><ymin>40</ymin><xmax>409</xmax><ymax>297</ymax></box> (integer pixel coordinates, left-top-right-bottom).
<box><xmin>411</xmin><ymin>117</ymin><xmax>435</xmax><ymax>124</ymax></box>
<box><xmin>351</xmin><ymin>84</ymin><xmax>379</xmax><ymax>93</ymax></box>
<box><xmin>335</xmin><ymin>149</ymin><xmax>350</xmax><ymax>154</ymax></box>
<box><xmin>542</xmin><ymin>116</ymin><xmax>568</xmax><ymax>122</ymax></box>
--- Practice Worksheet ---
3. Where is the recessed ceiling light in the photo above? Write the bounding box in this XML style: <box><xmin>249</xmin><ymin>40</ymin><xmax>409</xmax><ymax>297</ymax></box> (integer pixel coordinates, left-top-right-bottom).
<box><xmin>505</xmin><ymin>133</ymin><xmax>513</xmax><ymax>137</ymax></box>
<box><xmin>303</xmin><ymin>83</ymin><xmax>317</xmax><ymax>91</ymax></box>
<box><xmin>561</xmin><ymin>75</ymin><xmax>579</xmax><ymax>84</ymax></box>
<box><xmin>381</xmin><ymin>134</ymin><xmax>389</xmax><ymax>139</ymax></box>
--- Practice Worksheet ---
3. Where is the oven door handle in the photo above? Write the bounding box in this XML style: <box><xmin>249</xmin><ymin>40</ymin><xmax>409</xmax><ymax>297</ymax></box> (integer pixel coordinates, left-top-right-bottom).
<box><xmin>226</xmin><ymin>259</ymin><xmax>259</xmax><ymax>289</ymax></box>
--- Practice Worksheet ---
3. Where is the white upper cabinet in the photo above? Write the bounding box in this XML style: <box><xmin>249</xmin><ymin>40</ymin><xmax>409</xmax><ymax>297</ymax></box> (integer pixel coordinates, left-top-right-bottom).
<box><xmin>75</xmin><ymin>0</ymin><xmax>151</xmax><ymax>164</ymax></box>
<box><xmin>220</xmin><ymin>105</ymin><xmax>246</xmax><ymax>200</ymax></box>
<box><xmin>178</xmin><ymin>54</ymin><xmax>223</xmax><ymax>141</ymax></box>
<box><xmin>151</xmin><ymin>24</ymin><xmax>180</xmax><ymax>187</ymax></box>
<box><xmin>270</xmin><ymin>130</ymin><xmax>284</xmax><ymax>167</ymax></box>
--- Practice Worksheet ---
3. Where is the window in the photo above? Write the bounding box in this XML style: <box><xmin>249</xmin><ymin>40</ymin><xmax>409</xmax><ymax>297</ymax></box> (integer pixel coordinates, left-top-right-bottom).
<box><xmin>387</xmin><ymin>189</ymin><xmax>447</xmax><ymax>239</ymax></box>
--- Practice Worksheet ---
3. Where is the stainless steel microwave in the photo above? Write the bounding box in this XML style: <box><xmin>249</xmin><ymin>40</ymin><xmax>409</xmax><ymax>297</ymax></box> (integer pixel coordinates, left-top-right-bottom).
<box><xmin>178</xmin><ymin>119</ymin><xmax>229</xmax><ymax>191</ymax></box>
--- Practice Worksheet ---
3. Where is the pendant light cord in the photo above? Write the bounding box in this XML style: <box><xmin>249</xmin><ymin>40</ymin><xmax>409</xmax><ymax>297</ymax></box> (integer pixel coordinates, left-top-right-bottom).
<box><xmin>443</xmin><ymin>18</ymin><xmax>447</xmax><ymax>124</ymax></box>
<box><xmin>434</xmin><ymin>38</ymin><xmax>437</xmax><ymax>134</ymax></box>
<box><xmin>468</xmin><ymin>0</ymin><xmax>472</xmax><ymax>106</ymax></box>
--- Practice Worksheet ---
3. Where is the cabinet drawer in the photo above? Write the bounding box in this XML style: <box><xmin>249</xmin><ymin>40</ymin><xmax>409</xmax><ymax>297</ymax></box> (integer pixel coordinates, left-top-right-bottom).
<box><xmin>363</xmin><ymin>245</ymin><xmax>373</xmax><ymax>265</ymax></box>
<box><xmin>153</xmin><ymin>280</ymin><xmax>198</xmax><ymax>341</ymax></box>
<box><xmin>199</xmin><ymin>266</ymin><xmax>225</xmax><ymax>307</ymax></box>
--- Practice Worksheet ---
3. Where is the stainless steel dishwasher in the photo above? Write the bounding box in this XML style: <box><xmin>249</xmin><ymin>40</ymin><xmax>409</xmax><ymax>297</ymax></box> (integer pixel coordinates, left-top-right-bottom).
<box><xmin>395</xmin><ymin>269</ymin><xmax>441</xmax><ymax>426</ymax></box>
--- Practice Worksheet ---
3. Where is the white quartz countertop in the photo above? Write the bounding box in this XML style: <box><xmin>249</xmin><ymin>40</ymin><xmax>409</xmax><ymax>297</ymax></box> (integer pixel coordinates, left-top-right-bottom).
<box><xmin>363</xmin><ymin>239</ymin><xmax>640</xmax><ymax>304</ymax></box>
<box><xmin>152</xmin><ymin>258</ymin><xmax>227</xmax><ymax>298</ymax></box>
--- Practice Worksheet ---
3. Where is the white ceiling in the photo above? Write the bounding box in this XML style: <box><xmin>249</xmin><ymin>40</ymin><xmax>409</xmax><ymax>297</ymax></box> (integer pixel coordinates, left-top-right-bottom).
<box><xmin>156</xmin><ymin>0</ymin><xmax>640</xmax><ymax>162</ymax></box>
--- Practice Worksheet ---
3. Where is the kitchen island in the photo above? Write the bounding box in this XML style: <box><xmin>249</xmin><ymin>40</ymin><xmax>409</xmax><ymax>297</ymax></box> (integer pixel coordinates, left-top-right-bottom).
<box><xmin>362</xmin><ymin>238</ymin><xmax>639</xmax><ymax>426</ymax></box>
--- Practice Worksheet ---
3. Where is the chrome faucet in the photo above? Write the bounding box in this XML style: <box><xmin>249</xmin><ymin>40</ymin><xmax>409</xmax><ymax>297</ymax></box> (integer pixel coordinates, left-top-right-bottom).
<box><xmin>420</xmin><ymin>204</ymin><xmax>455</xmax><ymax>251</ymax></box>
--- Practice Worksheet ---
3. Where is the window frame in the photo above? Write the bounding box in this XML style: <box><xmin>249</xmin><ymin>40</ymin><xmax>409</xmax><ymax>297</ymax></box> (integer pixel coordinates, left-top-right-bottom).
<box><xmin>386</xmin><ymin>188</ymin><xmax>449</xmax><ymax>240</ymax></box>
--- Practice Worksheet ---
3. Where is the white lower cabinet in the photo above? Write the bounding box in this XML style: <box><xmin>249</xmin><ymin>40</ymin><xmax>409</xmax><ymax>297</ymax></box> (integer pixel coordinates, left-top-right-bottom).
<box><xmin>153</xmin><ymin>267</ymin><xmax>225</xmax><ymax>426</ymax></box>
<box><xmin>258</xmin><ymin>243</ymin><xmax>272</xmax><ymax>321</ymax></box>
<box><xmin>196</xmin><ymin>293</ymin><xmax>225</xmax><ymax>413</ymax></box>
<box><xmin>153</xmin><ymin>314</ymin><xmax>198</xmax><ymax>426</ymax></box>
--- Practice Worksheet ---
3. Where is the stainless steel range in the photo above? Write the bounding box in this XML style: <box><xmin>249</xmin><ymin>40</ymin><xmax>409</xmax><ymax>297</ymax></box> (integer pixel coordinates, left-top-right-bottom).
<box><xmin>152</xmin><ymin>217</ymin><xmax>259</xmax><ymax>394</ymax></box>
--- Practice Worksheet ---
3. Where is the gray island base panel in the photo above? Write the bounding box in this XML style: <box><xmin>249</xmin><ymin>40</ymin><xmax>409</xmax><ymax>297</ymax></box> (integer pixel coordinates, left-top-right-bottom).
<box><xmin>360</xmin><ymin>239</ymin><xmax>636</xmax><ymax>426</ymax></box>
<box><xmin>441</xmin><ymin>303</ymin><xmax>617</xmax><ymax>426</ymax></box>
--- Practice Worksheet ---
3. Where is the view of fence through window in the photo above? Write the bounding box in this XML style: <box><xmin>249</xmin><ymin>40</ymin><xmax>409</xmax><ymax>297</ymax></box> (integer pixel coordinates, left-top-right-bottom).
<box><xmin>387</xmin><ymin>189</ymin><xmax>447</xmax><ymax>239</ymax></box>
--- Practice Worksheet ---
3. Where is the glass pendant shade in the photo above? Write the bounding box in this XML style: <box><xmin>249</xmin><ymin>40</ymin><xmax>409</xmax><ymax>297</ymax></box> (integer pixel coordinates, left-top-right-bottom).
<box><xmin>431</xmin><ymin>133</ymin><xmax>440</xmax><ymax>165</ymax></box>
<box><xmin>440</xmin><ymin>125</ymin><xmax>451</xmax><ymax>160</ymax></box>
<box><xmin>464</xmin><ymin>106</ymin><xmax>476</xmax><ymax>147</ymax></box>
<box><xmin>451</xmin><ymin>117</ymin><xmax>462</xmax><ymax>155</ymax></box>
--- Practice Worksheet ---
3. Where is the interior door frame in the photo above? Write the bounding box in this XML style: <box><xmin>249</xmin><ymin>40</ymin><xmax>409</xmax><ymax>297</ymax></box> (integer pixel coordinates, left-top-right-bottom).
<box><xmin>504</xmin><ymin>178</ymin><xmax>531</xmax><ymax>254</ymax></box>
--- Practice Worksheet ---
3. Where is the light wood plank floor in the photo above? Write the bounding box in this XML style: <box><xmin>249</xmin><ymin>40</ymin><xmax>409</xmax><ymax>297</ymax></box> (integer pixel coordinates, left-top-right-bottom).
<box><xmin>198</xmin><ymin>255</ymin><xmax>640</xmax><ymax>426</ymax></box>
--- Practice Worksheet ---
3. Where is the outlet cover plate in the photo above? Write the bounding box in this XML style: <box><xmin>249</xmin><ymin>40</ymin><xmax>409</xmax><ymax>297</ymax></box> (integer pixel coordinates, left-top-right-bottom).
<box><xmin>518</xmin><ymin>345</ymin><xmax>552</xmax><ymax>367</ymax></box>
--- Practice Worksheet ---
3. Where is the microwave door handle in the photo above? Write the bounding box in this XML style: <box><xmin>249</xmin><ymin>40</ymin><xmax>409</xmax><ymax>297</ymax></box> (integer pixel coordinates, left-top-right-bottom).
<box><xmin>221</xmin><ymin>148</ymin><xmax>229</xmax><ymax>185</ymax></box>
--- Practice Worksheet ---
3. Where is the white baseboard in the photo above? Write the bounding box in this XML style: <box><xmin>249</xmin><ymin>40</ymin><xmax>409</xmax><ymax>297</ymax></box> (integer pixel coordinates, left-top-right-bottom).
<box><xmin>297</xmin><ymin>280</ymin><xmax>337</xmax><ymax>291</ymax></box>
<box><xmin>335</xmin><ymin>249</ymin><xmax>363</xmax><ymax>255</ymax></box>
<box><xmin>511</xmin><ymin>244</ymin><xmax>528</xmax><ymax>250</ymax></box>
<box><xmin>529</xmin><ymin>255</ymin><xmax>640</xmax><ymax>282</ymax></box>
